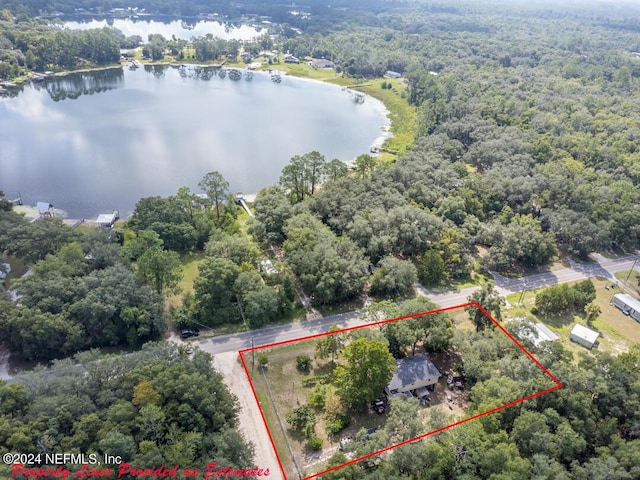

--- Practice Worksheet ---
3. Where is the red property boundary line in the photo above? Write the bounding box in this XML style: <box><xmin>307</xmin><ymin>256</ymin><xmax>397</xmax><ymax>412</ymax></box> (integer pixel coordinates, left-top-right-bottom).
<box><xmin>238</xmin><ymin>302</ymin><xmax>563</xmax><ymax>480</ymax></box>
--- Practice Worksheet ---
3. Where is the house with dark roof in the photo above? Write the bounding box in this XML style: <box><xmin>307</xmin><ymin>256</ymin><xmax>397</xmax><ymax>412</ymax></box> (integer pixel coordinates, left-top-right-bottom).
<box><xmin>310</xmin><ymin>59</ymin><xmax>335</xmax><ymax>69</ymax></box>
<box><xmin>385</xmin><ymin>354</ymin><xmax>441</xmax><ymax>398</ymax></box>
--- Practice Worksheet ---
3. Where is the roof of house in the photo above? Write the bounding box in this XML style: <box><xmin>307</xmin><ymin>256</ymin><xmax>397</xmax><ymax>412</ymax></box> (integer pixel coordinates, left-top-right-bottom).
<box><xmin>387</xmin><ymin>354</ymin><xmax>441</xmax><ymax>391</ymax></box>
<box><xmin>311</xmin><ymin>59</ymin><xmax>335</xmax><ymax>69</ymax></box>
<box><xmin>614</xmin><ymin>293</ymin><xmax>640</xmax><ymax>312</ymax></box>
<box><xmin>570</xmin><ymin>324</ymin><xmax>599</xmax><ymax>345</ymax></box>
<box><xmin>36</xmin><ymin>202</ymin><xmax>52</xmax><ymax>211</ymax></box>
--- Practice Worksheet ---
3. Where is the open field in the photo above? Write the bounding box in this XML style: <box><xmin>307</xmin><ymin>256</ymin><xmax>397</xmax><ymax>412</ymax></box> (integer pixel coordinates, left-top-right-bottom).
<box><xmin>165</xmin><ymin>252</ymin><xmax>205</xmax><ymax>308</ymax></box>
<box><xmin>615</xmin><ymin>270</ymin><xmax>640</xmax><ymax>295</ymax></box>
<box><xmin>505</xmin><ymin>277</ymin><xmax>640</xmax><ymax>357</ymax></box>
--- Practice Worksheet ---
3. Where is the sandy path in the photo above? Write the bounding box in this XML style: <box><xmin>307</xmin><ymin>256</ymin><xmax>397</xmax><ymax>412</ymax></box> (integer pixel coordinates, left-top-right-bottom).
<box><xmin>213</xmin><ymin>351</ymin><xmax>284</xmax><ymax>479</ymax></box>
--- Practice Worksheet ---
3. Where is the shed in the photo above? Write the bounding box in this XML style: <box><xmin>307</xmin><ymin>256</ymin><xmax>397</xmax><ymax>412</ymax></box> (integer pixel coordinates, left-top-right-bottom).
<box><xmin>385</xmin><ymin>354</ymin><xmax>441</xmax><ymax>396</ymax></box>
<box><xmin>385</xmin><ymin>70</ymin><xmax>402</xmax><ymax>79</ymax></box>
<box><xmin>570</xmin><ymin>324</ymin><xmax>599</xmax><ymax>349</ymax></box>
<box><xmin>612</xmin><ymin>293</ymin><xmax>640</xmax><ymax>322</ymax></box>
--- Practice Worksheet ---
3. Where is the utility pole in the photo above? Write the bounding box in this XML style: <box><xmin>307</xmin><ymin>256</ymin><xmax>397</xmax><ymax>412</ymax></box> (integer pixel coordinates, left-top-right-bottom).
<box><xmin>624</xmin><ymin>256</ymin><xmax>639</xmax><ymax>284</ymax></box>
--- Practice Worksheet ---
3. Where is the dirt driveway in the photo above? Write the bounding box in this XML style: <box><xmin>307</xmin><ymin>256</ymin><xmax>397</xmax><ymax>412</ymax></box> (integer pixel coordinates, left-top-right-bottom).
<box><xmin>212</xmin><ymin>351</ymin><xmax>284</xmax><ymax>479</ymax></box>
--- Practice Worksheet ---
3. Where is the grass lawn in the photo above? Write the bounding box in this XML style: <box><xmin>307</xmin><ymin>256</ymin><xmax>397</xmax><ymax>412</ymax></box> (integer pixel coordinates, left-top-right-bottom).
<box><xmin>504</xmin><ymin>277</ymin><xmax>640</xmax><ymax>357</ymax></box>
<box><xmin>427</xmin><ymin>271</ymin><xmax>491</xmax><ymax>294</ymax></box>
<box><xmin>614</xmin><ymin>270</ymin><xmax>640</xmax><ymax>295</ymax></box>
<box><xmin>165</xmin><ymin>252</ymin><xmax>205</xmax><ymax>308</ymax></box>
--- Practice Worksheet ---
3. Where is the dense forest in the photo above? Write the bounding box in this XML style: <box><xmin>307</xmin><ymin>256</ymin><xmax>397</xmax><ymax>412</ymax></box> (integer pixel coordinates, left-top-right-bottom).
<box><xmin>2</xmin><ymin>0</ymin><xmax>640</xmax><ymax>479</ymax></box>
<box><xmin>0</xmin><ymin>343</ymin><xmax>254</xmax><ymax>479</ymax></box>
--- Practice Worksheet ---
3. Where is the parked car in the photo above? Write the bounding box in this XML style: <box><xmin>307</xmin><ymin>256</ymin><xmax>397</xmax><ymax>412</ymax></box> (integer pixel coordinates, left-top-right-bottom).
<box><xmin>181</xmin><ymin>329</ymin><xmax>200</xmax><ymax>339</ymax></box>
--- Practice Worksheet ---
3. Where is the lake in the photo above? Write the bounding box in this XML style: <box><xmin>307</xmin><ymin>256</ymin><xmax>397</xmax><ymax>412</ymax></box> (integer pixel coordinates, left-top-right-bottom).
<box><xmin>63</xmin><ymin>18</ymin><xmax>263</xmax><ymax>41</ymax></box>
<box><xmin>0</xmin><ymin>66</ymin><xmax>389</xmax><ymax>218</ymax></box>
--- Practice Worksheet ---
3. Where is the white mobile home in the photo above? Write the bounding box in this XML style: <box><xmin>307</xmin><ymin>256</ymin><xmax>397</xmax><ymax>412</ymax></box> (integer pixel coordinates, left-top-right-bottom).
<box><xmin>612</xmin><ymin>293</ymin><xmax>640</xmax><ymax>322</ymax></box>
<box><xmin>570</xmin><ymin>324</ymin><xmax>599</xmax><ymax>349</ymax></box>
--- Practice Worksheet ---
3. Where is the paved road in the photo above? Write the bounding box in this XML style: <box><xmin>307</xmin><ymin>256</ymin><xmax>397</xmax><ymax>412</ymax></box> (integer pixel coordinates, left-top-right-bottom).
<box><xmin>194</xmin><ymin>253</ymin><xmax>638</xmax><ymax>357</ymax></box>
<box><xmin>0</xmin><ymin>254</ymin><xmax>637</xmax><ymax>381</ymax></box>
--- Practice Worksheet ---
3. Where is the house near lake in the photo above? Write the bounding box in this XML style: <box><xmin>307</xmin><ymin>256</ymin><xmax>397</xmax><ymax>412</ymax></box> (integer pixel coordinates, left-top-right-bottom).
<box><xmin>310</xmin><ymin>59</ymin><xmax>335</xmax><ymax>69</ymax></box>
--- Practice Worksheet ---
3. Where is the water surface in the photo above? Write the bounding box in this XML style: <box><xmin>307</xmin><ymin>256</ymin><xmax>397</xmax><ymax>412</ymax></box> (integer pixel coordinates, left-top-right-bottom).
<box><xmin>63</xmin><ymin>18</ymin><xmax>262</xmax><ymax>41</ymax></box>
<box><xmin>0</xmin><ymin>66</ymin><xmax>389</xmax><ymax>218</ymax></box>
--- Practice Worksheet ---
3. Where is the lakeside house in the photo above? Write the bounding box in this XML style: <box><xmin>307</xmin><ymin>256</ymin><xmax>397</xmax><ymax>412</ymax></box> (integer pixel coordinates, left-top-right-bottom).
<box><xmin>310</xmin><ymin>59</ymin><xmax>335</xmax><ymax>69</ymax></box>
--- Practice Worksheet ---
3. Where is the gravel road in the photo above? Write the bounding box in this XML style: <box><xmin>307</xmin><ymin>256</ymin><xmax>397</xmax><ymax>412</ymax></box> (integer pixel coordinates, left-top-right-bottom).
<box><xmin>212</xmin><ymin>351</ymin><xmax>283</xmax><ymax>479</ymax></box>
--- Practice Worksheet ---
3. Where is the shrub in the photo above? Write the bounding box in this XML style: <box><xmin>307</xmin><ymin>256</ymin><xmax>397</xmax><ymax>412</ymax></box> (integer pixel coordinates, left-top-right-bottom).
<box><xmin>309</xmin><ymin>435</ymin><xmax>323</xmax><ymax>451</ymax></box>
<box><xmin>308</xmin><ymin>383</ymin><xmax>330</xmax><ymax>408</ymax></box>
<box><xmin>258</xmin><ymin>353</ymin><xmax>269</xmax><ymax>367</ymax></box>
<box><xmin>296</xmin><ymin>354</ymin><xmax>312</xmax><ymax>372</ymax></box>
<box><xmin>326</xmin><ymin>415</ymin><xmax>351</xmax><ymax>434</ymax></box>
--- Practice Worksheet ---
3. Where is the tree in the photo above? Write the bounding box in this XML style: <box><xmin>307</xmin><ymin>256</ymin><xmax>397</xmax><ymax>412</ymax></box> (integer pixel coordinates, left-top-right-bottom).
<box><xmin>370</xmin><ymin>256</ymin><xmax>417</xmax><ymax>297</ymax></box>
<box><xmin>251</xmin><ymin>187</ymin><xmax>293</xmax><ymax>244</ymax></box>
<box><xmin>279</xmin><ymin>151</ymin><xmax>326</xmax><ymax>203</ymax></box>
<box><xmin>205</xmin><ymin>232</ymin><xmax>260</xmax><ymax>266</ymax></box>
<box><xmin>466</xmin><ymin>282</ymin><xmax>505</xmax><ymax>331</ymax></box>
<box><xmin>242</xmin><ymin>286</ymin><xmax>281</xmax><ymax>328</ymax></box>
<box><xmin>354</xmin><ymin>153</ymin><xmax>375</xmax><ymax>178</ymax></box>
<box><xmin>0</xmin><ymin>307</ymin><xmax>84</xmax><ymax>361</ymax></box>
<box><xmin>287</xmin><ymin>405</ymin><xmax>316</xmax><ymax>438</ymax></box>
<box><xmin>121</xmin><ymin>230</ymin><xmax>164</xmax><ymax>262</ymax></box>
<box><xmin>315</xmin><ymin>324</ymin><xmax>344</xmax><ymax>364</ymax></box>
<box><xmin>335</xmin><ymin>338</ymin><xmax>396</xmax><ymax>409</ymax></box>
<box><xmin>193</xmin><ymin>257</ymin><xmax>241</xmax><ymax>326</ymax></box>
<box><xmin>198</xmin><ymin>171</ymin><xmax>230</xmax><ymax>221</ymax></box>
<box><xmin>136</xmin><ymin>246</ymin><xmax>182</xmax><ymax>295</ymax></box>
<box><xmin>416</xmin><ymin>249</ymin><xmax>446</xmax><ymax>286</ymax></box>
<box><xmin>323</xmin><ymin>158</ymin><xmax>348</xmax><ymax>180</ymax></box>
<box><xmin>132</xmin><ymin>381</ymin><xmax>162</xmax><ymax>407</ymax></box>
<box><xmin>535</xmin><ymin>280</ymin><xmax>596</xmax><ymax>317</ymax></box>
<box><xmin>0</xmin><ymin>218</ymin><xmax>80</xmax><ymax>264</ymax></box>
<box><xmin>584</xmin><ymin>302</ymin><xmax>601</xmax><ymax>327</ymax></box>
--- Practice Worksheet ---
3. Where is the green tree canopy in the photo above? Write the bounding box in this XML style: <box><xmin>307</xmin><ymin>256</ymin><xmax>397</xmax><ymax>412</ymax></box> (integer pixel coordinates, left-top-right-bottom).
<box><xmin>335</xmin><ymin>338</ymin><xmax>396</xmax><ymax>409</ymax></box>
